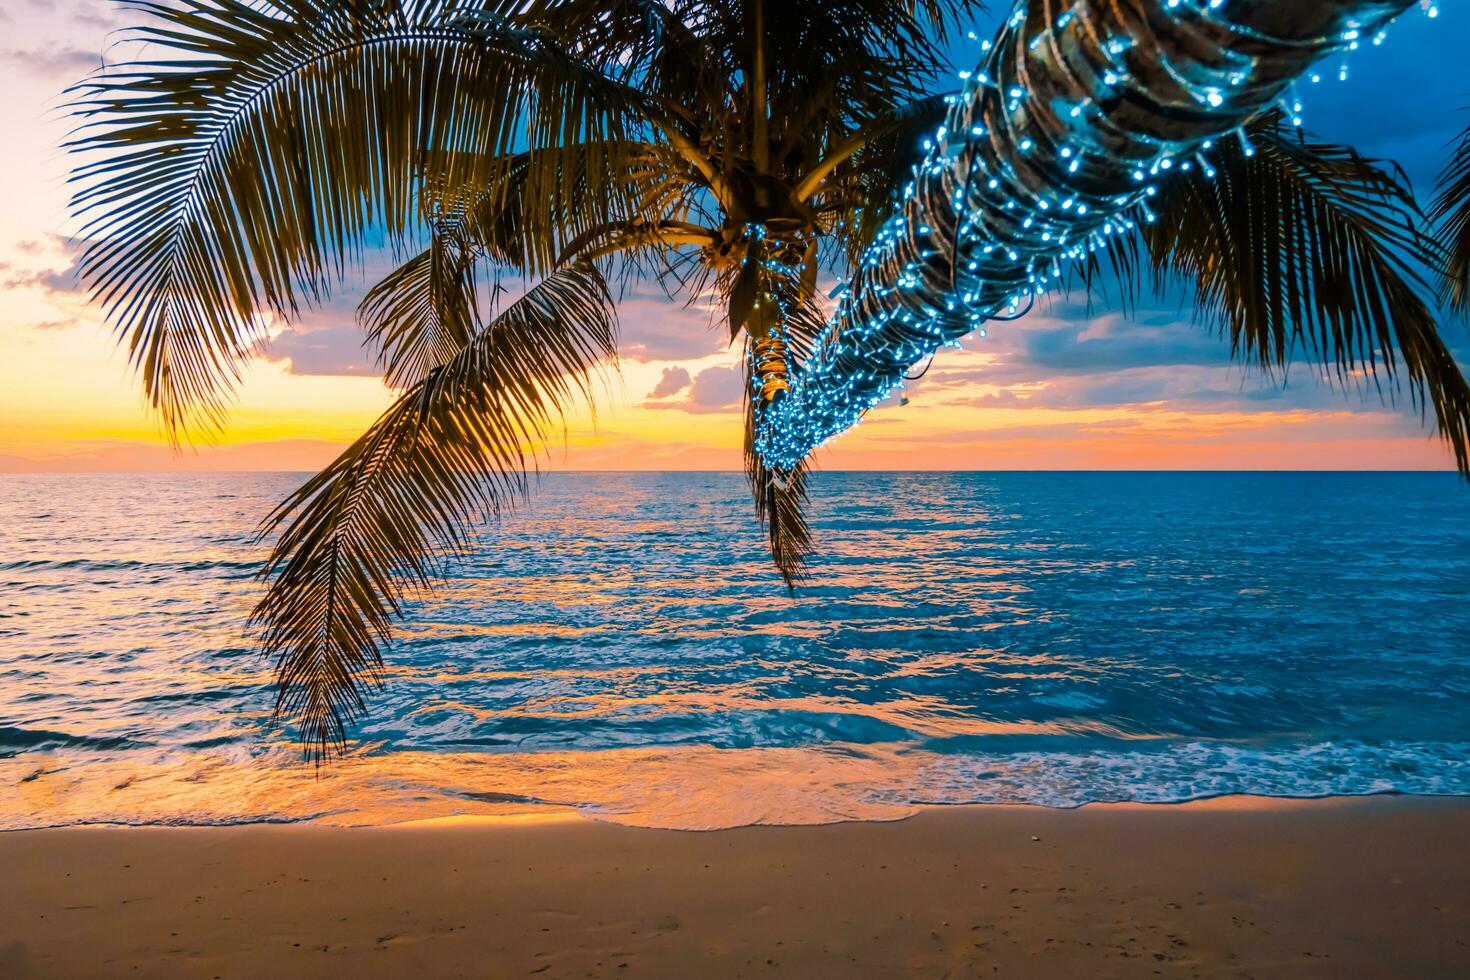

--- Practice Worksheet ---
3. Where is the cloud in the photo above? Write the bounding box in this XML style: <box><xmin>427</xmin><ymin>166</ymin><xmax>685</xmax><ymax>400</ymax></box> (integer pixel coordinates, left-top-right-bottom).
<box><xmin>647</xmin><ymin>366</ymin><xmax>691</xmax><ymax>398</ymax></box>
<box><xmin>0</xmin><ymin>255</ymin><xmax>84</xmax><ymax>295</ymax></box>
<box><xmin>1</xmin><ymin>44</ymin><xmax>100</xmax><ymax>78</ymax></box>
<box><xmin>645</xmin><ymin>364</ymin><xmax>744</xmax><ymax>414</ymax></box>
<box><xmin>64</xmin><ymin>5</ymin><xmax>137</xmax><ymax>34</ymax></box>
<box><xmin>0</xmin><ymin>236</ymin><xmax>386</xmax><ymax>375</ymax></box>
<box><xmin>260</xmin><ymin>324</ymin><xmax>378</xmax><ymax>377</ymax></box>
<box><xmin>687</xmin><ymin>366</ymin><xmax>744</xmax><ymax>411</ymax></box>
<box><xmin>918</xmin><ymin>306</ymin><xmax>1232</xmax><ymax>403</ymax></box>
<box><xmin>970</xmin><ymin>305</ymin><xmax>1229</xmax><ymax>377</ymax></box>
<box><xmin>254</xmin><ymin>268</ymin><xmax>739</xmax><ymax>377</ymax></box>
<box><xmin>615</xmin><ymin>288</ymin><xmax>732</xmax><ymax>361</ymax></box>
<box><xmin>909</xmin><ymin>289</ymin><xmax>1470</xmax><ymax>424</ymax></box>
<box><xmin>951</xmin><ymin>388</ymin><xmax>1032</xmax><ymax>407</ymax></box>
<box><xmin>253</xmin><ymin>256</ymin><xmax>409</xmax><ymax>377</ymax></box>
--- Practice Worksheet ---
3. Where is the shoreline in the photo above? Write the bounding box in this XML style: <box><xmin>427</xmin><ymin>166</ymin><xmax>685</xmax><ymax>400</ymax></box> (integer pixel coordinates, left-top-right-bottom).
<box><xmin>13</xmin><ymin>730</ymin><xmax>1468</xmax><ymax>831</ymax></box>
<box><xmin>5</xmin><ymin>795</ymin><xmax>1467</xmax><ymax>978</ymax></box>
<box><xmin>6</xmin><ymin>789</ymin><xmax>1467</xmax><ymax>834</ymax></box>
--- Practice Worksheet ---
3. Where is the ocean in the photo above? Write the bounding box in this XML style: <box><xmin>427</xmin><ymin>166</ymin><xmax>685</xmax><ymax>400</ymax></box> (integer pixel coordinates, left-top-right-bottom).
<box><xmin>3</xmin><ymin>471</ymin><xmax>1468</xmax><ymax>829</ymax></box>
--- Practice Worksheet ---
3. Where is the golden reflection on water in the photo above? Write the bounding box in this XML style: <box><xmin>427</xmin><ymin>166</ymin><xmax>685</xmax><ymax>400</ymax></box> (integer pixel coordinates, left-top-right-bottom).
<box><xmin>8</xmin><ymin>472</ymin><xmax>1468</xmax><ymax>830</ymax></box>
<box><xmin>407</xmin><ymin>691</ymin><xmax>1095</xmax><ymax>740</ymax></box>
<box><xmin>4</xmin><ymin>743</ymin><xmax>938</xmax><ymax>831</ymax></box>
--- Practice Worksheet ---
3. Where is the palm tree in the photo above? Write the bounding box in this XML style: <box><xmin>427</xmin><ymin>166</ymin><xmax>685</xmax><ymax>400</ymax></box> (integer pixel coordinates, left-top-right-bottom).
<box><xmin>68</xmin><ymin>0</ymin><xmax>1463</xmax><ymax>755</ymax></box>
<box><xmin>753</xmin><ymin>0</ymin><xmax>1467</xmax><ymax>473</ymax></box>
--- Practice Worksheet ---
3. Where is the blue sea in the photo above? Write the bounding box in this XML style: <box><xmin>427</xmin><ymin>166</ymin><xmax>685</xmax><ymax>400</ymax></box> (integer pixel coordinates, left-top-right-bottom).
<box><xmin>2</xmin><ymin>471</ymin><xmax>1468</xmax><ymax>830</ymax></box>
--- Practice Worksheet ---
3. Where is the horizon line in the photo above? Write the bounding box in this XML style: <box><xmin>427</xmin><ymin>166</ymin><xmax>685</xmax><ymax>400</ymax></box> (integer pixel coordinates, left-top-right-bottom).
<box><xmin>1</xmin><ymin>468</ymin><xmax>1462</xmax><ymax>476</ymax></box>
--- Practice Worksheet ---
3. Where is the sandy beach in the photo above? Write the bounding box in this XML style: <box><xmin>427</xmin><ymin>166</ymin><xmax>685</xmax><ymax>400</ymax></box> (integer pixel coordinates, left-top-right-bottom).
<box><xmin>3</xmin><ymin>796</ymin><xmax>1467</xmax><ymax>978</ymax></box>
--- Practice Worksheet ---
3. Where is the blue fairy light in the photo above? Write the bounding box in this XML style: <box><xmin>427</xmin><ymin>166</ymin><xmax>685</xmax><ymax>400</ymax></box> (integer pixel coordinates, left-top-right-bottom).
<box><xmin>749</xmin><ymin>0</ymin><xmax>1434</xmax><ymax>474</ymax></box>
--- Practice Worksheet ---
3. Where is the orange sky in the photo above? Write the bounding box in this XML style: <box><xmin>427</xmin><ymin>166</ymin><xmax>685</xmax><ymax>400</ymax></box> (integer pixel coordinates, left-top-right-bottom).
<box><xmin>0</xmin><ymin>2</ymin><xmax>1461</xmax><ymax>474</ymax></box>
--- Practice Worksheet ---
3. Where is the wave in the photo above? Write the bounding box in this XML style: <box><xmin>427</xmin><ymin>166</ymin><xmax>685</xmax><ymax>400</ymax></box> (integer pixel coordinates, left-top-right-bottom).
<box><xmin>4</xmin><ymin>472</ymin><xmax>1468</xmax><ymax>831</ymax></box>
<box><xmin>0</xmin><ymin>557</ymin><xmax>257</xmax><ymax>573</ymax></box>
<box><xmin>0</xmin><ymin>726</ymin><xmax>149</xmax><ymax>756</ymax></box>
<box><xmin>4</xmin><ymin>739</ymin><xmax>1468</xmax><ymax>832</ymax></box>
<box><xmin>900</xmin><ymin>739</ymin><xmax>1470</xmax><ymax>811</ymax></box>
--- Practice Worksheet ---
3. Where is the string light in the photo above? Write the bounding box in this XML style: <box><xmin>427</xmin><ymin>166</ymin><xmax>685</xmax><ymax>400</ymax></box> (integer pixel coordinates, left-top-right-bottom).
<box><xmin>752</xmin><ymin>0</ymin><xmax>1428</xmax><ymax>472</ymax></box>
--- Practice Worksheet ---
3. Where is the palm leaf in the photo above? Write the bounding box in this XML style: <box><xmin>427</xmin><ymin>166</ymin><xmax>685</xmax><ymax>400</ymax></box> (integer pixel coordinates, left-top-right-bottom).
<box><xmin>419</xmin><ymin>139</ymin><xmax>697</xmax><ymax>275</ymax></box>
<box><xmin>67</xmin><ymin>0</ymin><xmax>636</xmax><ymax>435</ymax></box>
<box><xmin>744</xmin><ymin>397</ymin><xmax>814</xmax><ymax>591</ymax></box>
<box><xmin>1431</xmin><ymin>115</ymin><xmax>1470</xmax><ymax>311</ymax></box>
<box><xmin>253</xmin><ymin>261</ymin><xmax>617</xmax><ymax>756</ymax></box>
<box><xmin>365</xmin><ymin>141</ymin><xmax>705</xmax><ymax>386</ymax></box>
<box><xmin>738</xmin><ymin>270</ymin><xmax>827</xmax><ymax>588</ymax></box>
<box><xmin>1115</xmin><ymin>114</ymin><xmax>1470</xmax><ymax>472</ymax></box>
<box><xmin>801</xmin><ymin>92</ymin><xmax>952</xmax><ymax>263</ymax></box>
<box><xmin>360</xmin><ymin>228</ymin><xmax>483</xmax><ymax>388</ymax></box>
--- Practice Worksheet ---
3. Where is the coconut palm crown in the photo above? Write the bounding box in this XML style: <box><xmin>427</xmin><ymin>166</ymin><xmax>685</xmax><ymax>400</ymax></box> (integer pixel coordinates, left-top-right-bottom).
<box><xmin>68</xmin><ymin>0</ymin><xmax>1469</xmax><ymax>754</ymax></box>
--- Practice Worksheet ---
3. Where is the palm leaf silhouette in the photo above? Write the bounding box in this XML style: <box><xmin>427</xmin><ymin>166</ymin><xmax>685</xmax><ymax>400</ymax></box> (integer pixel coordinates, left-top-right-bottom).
<box><xmin>253</xmin><ymin>261</ymin><xmax>615</xmax><ymax>755</ymax></box>
<box><xmin>67</xmin><ymin>0</ymin><xmax>637</xmax><ymax>434</ymax></box>
<box><xmin>1431</xmin><ymin>115</ymin><xmax>1470</xmax><ymax>311</ymax></box>
<box><xmin>1088</xmin><ymin>114</ymin><xmax>1469</xmax><ymax>472</ymax></box>
<box><xmin>361</xmin><ymin>228</ymin><xmax>484</xmax><ymax>389</ymax></box>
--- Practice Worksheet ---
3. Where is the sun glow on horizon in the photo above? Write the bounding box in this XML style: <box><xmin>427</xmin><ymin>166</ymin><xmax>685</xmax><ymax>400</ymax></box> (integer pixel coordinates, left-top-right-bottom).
<box><xmin>1</xmin><ymin>2</ymin><xmax>1465</xmax><ymax>475</ymax></box>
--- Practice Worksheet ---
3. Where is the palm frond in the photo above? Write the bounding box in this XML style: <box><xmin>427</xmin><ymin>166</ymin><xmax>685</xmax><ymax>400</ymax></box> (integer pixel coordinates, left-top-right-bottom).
<box><xmin>253</xmin><ymin>261</ymin><xmax>617</xmax><ymax>756</ymax></box>
<box><xmin>833</xmin><ymin>94</ymin><xmax>952</xmax><ymax>264</ymax></box>
<box><xmin>364</xmin><ymin>140</ymin><xmax>703</xmax><ymax>385</ymax></box>
<box><xmin>737</xmin><ymin>266</ymin><xmax>826</xmax><ymax>588</ymax></box>
<box><xmin>67</xmin><ymin>0</ymin><xmax>636</xmax><ymax>435</ymax></box>
<box><xmin>1431</xmin><ymin>115</ymin><xmax>1470</xmax><ymax>311</ymax></box>
<box><xmin>360</xmin><ymin>228</ymin><xmax>483</xmax><ymax>388</ymax></box>
<box><xmin>420</xmin><ymin>139</ymin><xmax>697</xmax><ymax>275</ymax></box>
<box><xmin>1118</xmin><ymin>113</ymin><xmax>1470</xmax><ymax>472</ymax></box>
<box><xmin>558</xmin><ymin>219</ymin><xmax>719</xmax><ymax>265</ymax></box>
<box><xmin>744</xmin><ymin>396</ymin><xmax>814</xmax><ymax>591</ymax></box>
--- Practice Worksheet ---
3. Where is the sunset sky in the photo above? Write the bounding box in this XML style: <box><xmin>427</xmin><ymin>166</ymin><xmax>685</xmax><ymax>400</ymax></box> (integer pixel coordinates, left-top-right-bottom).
<box><xmin>2</xmin><ymin>1</ymin><xmax>1468</xmax><ymax>473</ymax></box>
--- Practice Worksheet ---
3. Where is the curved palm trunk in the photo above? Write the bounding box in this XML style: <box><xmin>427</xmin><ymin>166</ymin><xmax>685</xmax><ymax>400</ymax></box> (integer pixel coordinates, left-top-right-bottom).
<box><xmin>755</xmin><ymin>0</ymin><xmax>1416</xmax><ymax>470</ymax></box>
<box><xmin>743</xmin><ymin>230</ymin><xmax>819</xmax><ymax>586</ymax></box>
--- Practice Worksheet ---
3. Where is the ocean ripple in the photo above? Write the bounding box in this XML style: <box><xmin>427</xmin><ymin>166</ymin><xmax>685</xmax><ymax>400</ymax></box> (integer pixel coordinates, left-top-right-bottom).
<box><xmin>1</xmin><ymin>471</ymin><xmax>1468</xmax><ymax>829</ymax></box>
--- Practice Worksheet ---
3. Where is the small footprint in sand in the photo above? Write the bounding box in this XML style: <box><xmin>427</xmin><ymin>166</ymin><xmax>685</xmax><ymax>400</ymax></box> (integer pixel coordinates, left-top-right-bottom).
<box><xmin>374</xmin><ymin>927</ymin><xmax>461</xmax><ymax>949</ymax></box>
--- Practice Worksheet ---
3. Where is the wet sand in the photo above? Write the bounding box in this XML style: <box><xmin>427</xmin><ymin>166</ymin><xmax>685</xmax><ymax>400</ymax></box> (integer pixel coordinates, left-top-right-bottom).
<box><xmin>2</xmin><ymin>796</ymin><xmax>1467</xmax><ymax>979</ymax></box>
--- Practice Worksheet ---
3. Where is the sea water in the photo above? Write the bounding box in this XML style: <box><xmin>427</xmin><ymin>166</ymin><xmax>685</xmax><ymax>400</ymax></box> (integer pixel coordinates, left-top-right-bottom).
<box><xmin>2</xmin><ymin>471</ymin><xmax>1468</xmax><ymax>829</ymax></box>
